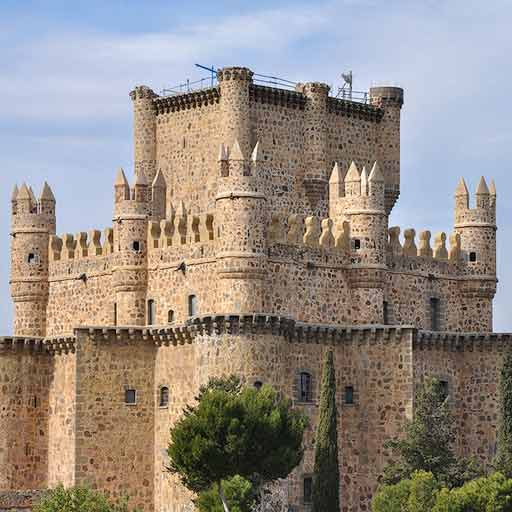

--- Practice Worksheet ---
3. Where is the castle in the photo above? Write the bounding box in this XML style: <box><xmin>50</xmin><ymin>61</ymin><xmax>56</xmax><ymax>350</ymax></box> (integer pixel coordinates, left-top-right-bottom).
<box><xmin>0</xmin><ymin>66</ymin><xmax>506</xmax><ymax>512</ymax></box>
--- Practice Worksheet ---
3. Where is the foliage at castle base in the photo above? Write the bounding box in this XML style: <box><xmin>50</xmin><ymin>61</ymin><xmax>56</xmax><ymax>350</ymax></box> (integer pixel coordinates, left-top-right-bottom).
<box><xmin>372</xmin><ymin>470</ymin><xmax>512</xmax><ymax>512</ymax></box>
<box><xmin>496</xmin><ymin>348</ymin><xmax>512</xmax><ymax>478</ymax></box>
<box><xmin>34</xmin><ymin>485</ymin><xmax>138</xmax><ymax>512</ymax></box>
<box><xmin>382</xmin><ymin>378</ymin><xmax>482</xmax><ymax>488</ymax></box>
<box><xmin>167</xmin><ymin>376</ymin><xmax>308</xmax><ymax>512</ymax></box>
<box><xmin>312</xmin><ymin>350</ymin><xmax>340</xmax><ymax>512</ymax></box>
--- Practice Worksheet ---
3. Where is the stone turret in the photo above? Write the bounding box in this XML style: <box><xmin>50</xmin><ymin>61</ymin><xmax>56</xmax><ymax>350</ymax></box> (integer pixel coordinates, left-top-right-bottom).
<box><xmin>113</xmin><ymin>169</ymin><xmax>150</xmax><ymax>325</ymax></box>
<box><xmin>10</xmin><ymin>182</ymin><xmax>56</xmax><ymax>336</ymax></box>
<box><xmin>215</xmin><ymin>139</ymin><xmax>269</xmax><ymax>313</ymax></box>
<box><xmin>298</xmin><ymin>81</ymin><xmax>330</xmax><ymax>212</ymax></box>
<box><xmin>369</xmin><ymin>86</ymin><xmax>404</xmax><ymax>214</ymax></box>
<box><xmin>337</xmin><ymin>161</ymin><xmax>388</xmax><ymax>323</ymax></box>
<box><xmin>217</xmin><ymin>67</ymin><xmax>254</xmax><ymax>158</ymax></box>
<box><xmin>130</xmin><ymin>85</ymin><xmax>158</xmax><ymax>186</ymax></box>
<box><xmin>454</xmin><ymin>176</ymin><xmax>497</xmax><ymax>329</ymax></box>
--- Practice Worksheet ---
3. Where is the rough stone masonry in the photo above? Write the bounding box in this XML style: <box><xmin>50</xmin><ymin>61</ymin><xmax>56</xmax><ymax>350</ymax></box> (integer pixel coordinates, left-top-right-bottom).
<box><xmin>0</xmin><ymin>65</ymin><xmax>505</xmax><ymax>512</ymax></box>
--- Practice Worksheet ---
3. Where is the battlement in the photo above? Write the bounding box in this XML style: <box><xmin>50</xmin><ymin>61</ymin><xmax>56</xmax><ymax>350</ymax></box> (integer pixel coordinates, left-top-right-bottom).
<box><xmin>11</xmin><ymin>182</ymin><xmax>56</xmax><ymax>231</ymax></box>
<box><xmin>454</xmin><ymin>176</ymin><xmax>496</xmax><ymax>226</ymax></box>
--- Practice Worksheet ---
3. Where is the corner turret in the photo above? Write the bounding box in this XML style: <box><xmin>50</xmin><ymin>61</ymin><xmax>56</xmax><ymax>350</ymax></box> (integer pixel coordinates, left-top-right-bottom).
<box><xmin>369</xmin><ymin>86</ymin><xmax>404</xmax><ymax>213</ymax></box>
<box><xmin>10</xmin><ymin>182</ymin><xmax>56</xmax><ymax>336</ymax></box>
<box><xmin>454</xmin><ymin>176</ymin><xmax>497</xmax><ymax>330</ymax></box>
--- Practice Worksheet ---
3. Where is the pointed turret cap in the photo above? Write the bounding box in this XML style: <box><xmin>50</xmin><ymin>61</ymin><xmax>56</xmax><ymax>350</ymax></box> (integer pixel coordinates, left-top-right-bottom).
<box><xmin>11</xmin><ymin>184</ymin><xmax>18</xmax><ymax>201</ymax></box>
<box><xmin>476</xmin><ymin>176</ymin><xmax>489</xmax><ymax>195</ymax></box>
<box><xmin>115</xmin><ymin>167</ymin><xmax>129</xmax><ymax>187</ymax></box>
<box><xmin>133</xmin><ymin>171</ymin><xmax>148</xmax><ymax>187</ymax></box>
<box><xmin>369</xmin><ymin>161</ymin><xmax>384</xmax><ymax>182</ymax></box>
<box><xmin>329</xmin><ymin>162</ymin><xmax>342</xmax><ymax>184</ymax></box>
<box><xmin>251</xmin><ymin>140</ymin><xmax>263</xmax><ymax>162</ymax></box>
<box><xmin>455</xmin><ymin>177</ymin><xmax>469</xmax><ymax>196</ymax></box>
<box><xmin>40</xmin><ymin>181</ymin><xmax>55</xmax><ymax>201</ymax></box>
<box><xmin>360</xmin><ymin>166</ymin><xmax>368</xmax><ymax>194</ymax></box>
<box><xmin>344</xmin><ymin>161</ymin><xmax>360</xmax><ymax>182</ymax></box>
<box><xmin>18</xmin><ymin>182</ymin><xmax>31</xmax><ymax>200</ymax></box>
<box><xmin>152</xmin><ymin>169</ymin><xmax>166</xmax><ymax>188</ymax></box>
<box><xmin>218</xmin><ymin>143</ymin><xmax>228</xmax><ymax>162</ymax></box>
<box><xmin>229</xmin><ymin>139</ymin><xmax>245</xmax><ymax>161</ymax></box>
<box><xmin>28</xmin><ymin>186</ymin><xmax>37</xmax><ymax>203</ymax></box>
<box><xmin>489</xmin><ymin>179</ymin><xmax>496</xmax><ymax>196</ymax></box>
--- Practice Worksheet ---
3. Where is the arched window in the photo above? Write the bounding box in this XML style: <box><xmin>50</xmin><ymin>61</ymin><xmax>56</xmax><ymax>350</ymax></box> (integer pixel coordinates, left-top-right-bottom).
<box><xmin>159</xmin><ymin>386</ymin><xmax>169</xmax><ymax>407</ymax></box>
<box><xmin>188</xmin><ymin>295</ymin><xmax>198</xmax><ymax>317</ymax></box>
<box><xmin>168</xmin><ymin>309</ymin><xmax>175</xmax><ymax>323</ymax></box>
<box><xmin>254</xmin><ymin>381</ymin><xmax>263</xmax><ymax>390</ymax></box>
<box><xmin>299</xmin><ymin>372</ymin><xmax>313</xmax><ymax>402</ymax></box>
<box><xmin>147</xmin><ymin>299</ymin><xmax>156</xmax><ymax>325</ymax></box>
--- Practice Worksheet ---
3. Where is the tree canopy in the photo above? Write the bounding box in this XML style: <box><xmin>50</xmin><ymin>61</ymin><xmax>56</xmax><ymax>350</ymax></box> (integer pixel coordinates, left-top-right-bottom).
<box><xmin>383</xmin><ymin>378</ymin><xmax>481</xmax><ymax>487</ymax></box>
<box><xmin>167</xmin><ymin>376</ymin><xmax>308</xmax><ymax>512</ymax></box>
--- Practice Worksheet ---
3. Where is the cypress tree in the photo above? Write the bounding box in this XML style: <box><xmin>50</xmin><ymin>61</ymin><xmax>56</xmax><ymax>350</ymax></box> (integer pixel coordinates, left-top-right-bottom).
<box><xmin>496</xmin><ymin>348</ymin><xmax>512</xmax><ymax>477</ymax></box>
<box><xmin>312</xmin><ymin>350</ymin><xmax>340</xmax><ymax>512</ymax></box>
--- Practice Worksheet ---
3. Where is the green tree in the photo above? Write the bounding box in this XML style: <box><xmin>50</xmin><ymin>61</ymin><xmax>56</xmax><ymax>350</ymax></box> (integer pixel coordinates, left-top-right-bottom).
<box><xmin>195</xmin><ymin>475</ymin><xmax>255</xmax><ymax>512</ymax></box>
<box><xmin>312</xmin><ymin>350</ymin><xmax>340</xmax><ymax>512</ymax></box>
<box><xmin>496</xmin><ymin>348</ymin><xmax>512</xmax><ymax>477</ymax></box>
<box><xmin>168</xmin><ymin>376</ymin><xmax>308</xmax><ymax>512</ymax></box>
<box><xmin>383</xmin><ymin>378</ymin><xmax>481</xmax><ymax>487</ymax></box>
<box><xmin>34</xmin><ymin>486</ymin><xmax>135</xmax><ymax>512</ymax></box>
<box><xmin>372</xmin><ymin>471</ymin><xmax>440</xmax><ymax>512</ymax></box>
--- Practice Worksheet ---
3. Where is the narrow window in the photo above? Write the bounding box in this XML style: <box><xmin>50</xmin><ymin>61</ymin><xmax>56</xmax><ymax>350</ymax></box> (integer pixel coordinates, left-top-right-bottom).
<box><xmin>299</xmin><ymin>372</ymin><xmax>313</xmax><ymax>402</ymax></box>
<box><xmin>168</xmin><ymin>309</ymin><xmax>175</xmax><ymax>323</ymax></box>
<box><xmin>254</xmin><ymin>381</ymin><xmax>263</xmax><ymax>390</ymax></box>
<box><xmin>439</xmin><ymin>380</ymin><xmax>449</xmax><ymax>401</ymax></box>
<box><xmin>33</xmin><ymin>396</ymin><xmax>38</xmax><ymax>408</ymax></box>
<box><xmin>27</xmin><ymin>253</ymin><xmax>39</xmax><ymax>264</ymax></box>
<box><xmin>469</xmin><ymin>251</ymin><xmax>477</xmax><ymax>262</ymax></box>
<box><xmin>303</xmin><ymin>477</ymin><xmax>313</xmax><ymax>504</ymax></box>
<box><xmin>430</xmin><ymin>298</ymin><xmax>440</xmax><ymax>331</ymax></box>
<box><xmin>132</xmin><ymin>240</ymin><xmax>141</xmax><ymax>252</ymax></box>
<box><xmin>188</xmin><ymin>295</ymin><xmax>198</xmax><ymax>317</ymax></box>
<box><xmin>113</xmin><ymin>303</ymin><xmax>117</xmax><ymax>326</ymax></box>
<box><xmin>354</xmin><ymin>239</ymin><xmax>361</xmax><ymax>250</ymax></box>
<box><xmin>383</xmin><ymin>301</ymin><xmax>389</xmax><ymax>325</ymax></box>
<box><xmin>159</xmin><ymin>387</ymin><xmax>169</xmax><ymax>407</ymax></box>
<box><xmin>125</xmin><ymin>389</ymin><xmax>136</xmax><ymax>405</ymax></box>
<box><xmin>147</xmin><ymin>299</ymin><xmax>156</xmax><ymax>325</ymax></box>
<box><xmin>344</xmin><ymin>386</ymin><xmax>354</xmax><ymax>405</ymax></box>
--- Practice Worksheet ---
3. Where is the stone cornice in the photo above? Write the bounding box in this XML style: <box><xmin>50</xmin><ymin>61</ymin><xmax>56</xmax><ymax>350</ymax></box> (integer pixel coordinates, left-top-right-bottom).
<box><xmin>414</xmin><ymin>330</ymin><xmax>511</xmax><ymax>351</ymax></box>
<box><xmin>249</xmin><ymin>85</ymin><xmax>306</xmax><ymax>109</ymax></box>
<box><xmin>154</xmin><ymin>87</ymin><xmax>220</xmax><ymax>115</ymax></box>
<box><xmin>327</xmin><ymin>97</ymin><xmax>384</xmax><ymax>122</ymax></box>
<box><xmin>0</xmin><ymin>335</ymin><xmax>75</xmax><ymax>355</ymax></box>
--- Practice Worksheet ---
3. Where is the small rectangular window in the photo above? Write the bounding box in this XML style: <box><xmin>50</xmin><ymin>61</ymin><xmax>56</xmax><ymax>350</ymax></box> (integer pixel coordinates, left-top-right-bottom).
<box><xmin>430</xmin><ymin>298</ymin><xmax>440</xmax><ymax>331</ymax></box>
<box><xmin>439</xmin><ymin>380</ymin><xmax>449</xmax><ymax>401</ymax></box>
<box><xmin>469</xmin><ymin>251</ymin><xmax>477</xmax><ymax>262</ymax></box>
<box><xmin>344</xmin><ymin>386</ymin><xmax>354</xmax><ymax>405</ymax></box>
<box><xmin>383</xmin><ymin>301</ymin><xmax>389</xmax><ymax>325</ymax></box>
<box><xmin>354</xmin><ymin>239</ymin><xmax>361</xmax><ymax>250</ymax></box>
<box><xmin>188</xmin><ymin>295</ymin><xmax>198</xmax><ymax>317</ymax></box>
<box><xmin>299</xmin><ymin>372</ymin><xmax>313</xmax><ymax>402</ymax></box>
<box><xmin>125</xmin><ymin>389</ymin><xmax>136</xmax><ymax>405</ymax></box>
<box><xmin>303</xmin><ymin>477</ymin><xmax>313</xmax><ymax>504</ymax></box>
<box><xmin>113</xmin><ymin>303</ymin><xmax>117</xmax><ymax>326</ymax></box>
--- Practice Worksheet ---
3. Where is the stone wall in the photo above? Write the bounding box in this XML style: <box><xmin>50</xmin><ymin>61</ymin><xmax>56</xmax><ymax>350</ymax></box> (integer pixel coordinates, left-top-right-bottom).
<box><xmin>0</xmin><ymin>490</ymin><xmax>43</xmax><ymax>511</ymax></box>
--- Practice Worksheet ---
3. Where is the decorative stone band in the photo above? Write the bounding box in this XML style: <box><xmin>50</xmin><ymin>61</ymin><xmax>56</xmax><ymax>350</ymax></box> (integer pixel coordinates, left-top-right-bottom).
<box><xmin>154</xmin><ymin>87</ymin><xmax>220</xmax><ymax>115</ymax></box>
<box><xmin>327</xmin><ymin>97</ymin><xmax>384</xmax><ymax>122</ymax></box>
<box><xmin>454</xmin><ymin>222</ymin><xmax>497</xmax><ymax>229</ymax></box>
<box><xmin>414</xmin><ymin>330</ymin><xmax>512</xmax><ymax>351</ymax></box>
<box><xmin>1</xmin><ymin>316</ymin><xmax>511</xmax><ymax>355</ymax></box>
<box><xmin>215</xmin><ymin>191</ymin><xmax>266</xmax><ymax>200</ymax></box>
<box><xmin>0</xmin><ymin>335</ymin><xmax>75</xmax><ymax>355</ymax></box>
<box><xmin>249</xmin><ymin>85</ymin><xmax>306</xmax><ymax>110</ymax></box>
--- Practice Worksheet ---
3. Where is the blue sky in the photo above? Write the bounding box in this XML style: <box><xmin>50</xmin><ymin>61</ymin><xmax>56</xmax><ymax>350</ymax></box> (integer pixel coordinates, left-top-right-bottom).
<box><xmin>1</xmin><ymin>0</ymin><xmax>511</xmax><ymax>334</ymax></box>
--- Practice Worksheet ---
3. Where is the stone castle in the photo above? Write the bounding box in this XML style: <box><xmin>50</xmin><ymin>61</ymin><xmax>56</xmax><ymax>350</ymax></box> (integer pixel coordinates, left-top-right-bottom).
<box><xmin>0</xmin><ymin>66</ymin><xmax>506</xmax><ymax>512</ymax></box>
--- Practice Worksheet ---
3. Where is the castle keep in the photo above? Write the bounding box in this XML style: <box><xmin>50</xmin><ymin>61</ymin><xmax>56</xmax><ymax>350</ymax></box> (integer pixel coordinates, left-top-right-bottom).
<box><xmin>0</xmin><ymin>66</ymin><xmax>505</xmax><ymax>512</ymax></box>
